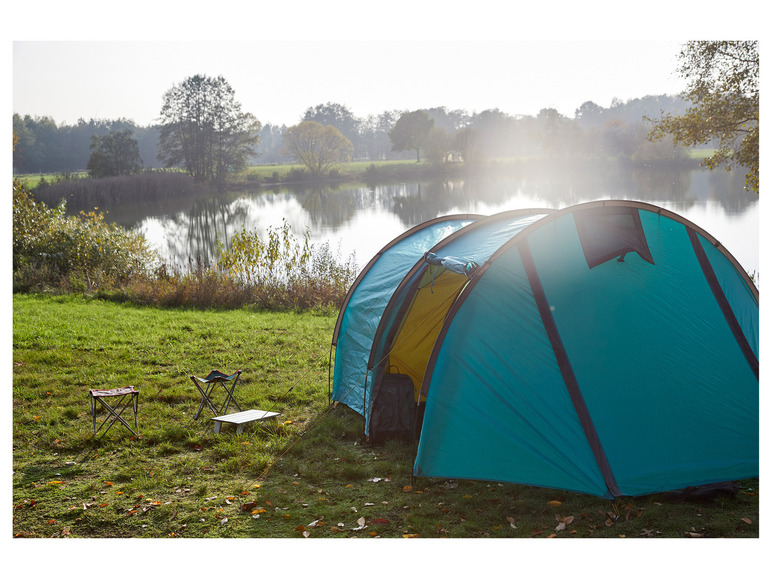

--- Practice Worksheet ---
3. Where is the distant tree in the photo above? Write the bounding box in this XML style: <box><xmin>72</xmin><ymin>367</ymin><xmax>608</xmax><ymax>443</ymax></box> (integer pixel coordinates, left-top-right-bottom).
<box><xmin>468</xmin><ymin>109</ymin><xmax>519</xmax><ymax>158</ymax></box>
<box><xmin>425</xmin><ymin>126</ymin><xmax>451</xmax><ymax>166</ymax></box>
<box><xmin>425</xmin><ymin>106</ymin><xmax>471</xmax><ymax>132</ymax></box>
<box><xmin>536</xmin><ymin>108</ymin><xmax>569</xmax><ymax>158</ymax></box>
<box><xmin>87</xmin><ymin>129</ymin><xmax>143</xmax><ymax>178</ymax></box>
<box><xmin>453</xmin><ymin>126</ymin><xmax>484</xmax><ymax>166</ymax></box>
<box><xmin>303</xmin><ymin>102</ymin><xmax>363</xmax><ymax>159</ymax></box>
<box><xmin>158</xmin><ymin>74</ymin><xmax>261</xmax><ymax>186</ymax></box>
<box><xmin>389</xmin><ymin>110</ymin><xmax>434</xmax><ymax>162</ymax></box>
<box><xmin>282</xmin><ymin>121</ymin><xmax>353</xmax><ymax>177</ymax></box>
<box><xmin>574</xmin><ymin>101</ymin><xmax>605</xmax><ymax>127</ymax></box>
<box><xmin>647</xmin><ymin>41</ymin><xmax>759</xmax><ymax>193</ymax></box>
<box><xmin>303</xmin><ymin>103</ymin><xmax>359</xmax><ymax>138</ymax></box>
<box><xmin>361</xmin><ymin>110</ymin><xmax>403</xmax><ymax>161</ymax></box>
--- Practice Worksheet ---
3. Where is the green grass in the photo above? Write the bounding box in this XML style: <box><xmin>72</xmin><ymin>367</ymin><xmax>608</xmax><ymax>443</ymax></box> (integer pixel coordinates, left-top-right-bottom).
<box><xmin>12</xmin><ymin>294</ymin><xmax>759</xmax><ymax>540</ymax></box>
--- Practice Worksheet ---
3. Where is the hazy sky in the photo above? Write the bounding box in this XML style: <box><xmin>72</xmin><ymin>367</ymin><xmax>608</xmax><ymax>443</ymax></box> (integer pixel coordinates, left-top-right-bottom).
<box><xmin>9</xmin><ymin>1</ymin><xmax>762</xmax><ymax>130</ymax></box>
<box><xmin>13</xmin><ymin>40</ymin><xmax>686</xmax><ymax>127</ymax></box>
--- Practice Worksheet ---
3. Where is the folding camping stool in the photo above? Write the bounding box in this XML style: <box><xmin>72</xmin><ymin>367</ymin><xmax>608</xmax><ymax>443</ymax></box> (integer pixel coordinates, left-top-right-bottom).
<box><xmin>190</xmin><ymin>370</ymin><xmax>243</xmax><ymax>420</ymax></box>
<box><xmin>89</xmin><ymin>386</ymin><xmax>139</xmax><ymax>438</ymax></box>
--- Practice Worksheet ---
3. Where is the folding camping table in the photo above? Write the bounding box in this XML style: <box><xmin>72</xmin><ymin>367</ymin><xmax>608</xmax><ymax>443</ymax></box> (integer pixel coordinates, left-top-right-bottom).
<box><xmin>210</xmin><ymin>409</ymin><xmax>281</xmax><ymax>434</ymax></box>
<box><xmin>190</xmin><ymin>370</ymin><xmax>243</xmax><ymax>420</ymax></box>
<box><xmin>89</xmin><ymin>386</ymin><xmax>139</xmax><ymax>438</ymax></box>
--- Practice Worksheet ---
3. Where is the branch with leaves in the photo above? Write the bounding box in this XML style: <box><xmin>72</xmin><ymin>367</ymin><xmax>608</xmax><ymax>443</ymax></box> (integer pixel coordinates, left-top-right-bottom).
<box><xmin>647</xmin><ymin>41</ymin><xmax>758</xmax><ymax>193</ymax></box>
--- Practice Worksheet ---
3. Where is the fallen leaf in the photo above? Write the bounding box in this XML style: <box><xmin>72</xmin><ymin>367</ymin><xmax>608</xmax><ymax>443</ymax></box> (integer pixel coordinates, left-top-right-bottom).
<box><xmin>402</xmin><ymin>533</ymin><xmax>419</xmax><ymax>538</ymax></box>
<box><xmin>741</xmin><ymin>517</ymin><xmax>752</xmax><ymax>525</ymax></box>
<box><xmin>371</xmin><ymin>518</ymin><xmax>390</xmax><ymax>525</ymax></box>
<box><xmin>302</xmin><ymin>530</ymin><xmax>310</xmax><ymax>538</ymax></box>
<box><xmin>402</xmin><ymin>486</ymin><xmax>413</xmax><ymax>492</ymax></box>
<box><xmin>547</xmin><ymin>500</ymin><xmax>562</xmax><ymax>507</ymax></box>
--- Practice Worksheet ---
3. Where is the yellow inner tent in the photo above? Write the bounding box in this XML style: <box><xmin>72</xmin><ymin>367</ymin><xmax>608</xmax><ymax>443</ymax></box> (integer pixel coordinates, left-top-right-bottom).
<box><xmin>385</xmin><ymin>266</ymin><xmax>468</xmax><ymax>402</ymax></box>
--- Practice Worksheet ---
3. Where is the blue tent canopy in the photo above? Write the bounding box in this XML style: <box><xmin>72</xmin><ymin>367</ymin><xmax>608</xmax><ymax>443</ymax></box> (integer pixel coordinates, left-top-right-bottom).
<box><xmin>330</xmin><ymin>214</ymin><xmax>480</xmax><ymax>414</ymax></box>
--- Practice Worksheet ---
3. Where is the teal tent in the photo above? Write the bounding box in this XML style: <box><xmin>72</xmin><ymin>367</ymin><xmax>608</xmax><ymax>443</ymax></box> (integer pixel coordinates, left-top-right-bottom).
<box><xmin>330</xmin><ymin>201</ymin><xmax>758</xmax><ymax>498</ymax></box>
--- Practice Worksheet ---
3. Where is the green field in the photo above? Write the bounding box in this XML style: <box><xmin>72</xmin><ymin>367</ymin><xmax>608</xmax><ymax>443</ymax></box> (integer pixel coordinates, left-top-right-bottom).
<box><xmin>12</xmin><ymin>293</ymin><xmax>759</xmax><ymax>544</ymax></box>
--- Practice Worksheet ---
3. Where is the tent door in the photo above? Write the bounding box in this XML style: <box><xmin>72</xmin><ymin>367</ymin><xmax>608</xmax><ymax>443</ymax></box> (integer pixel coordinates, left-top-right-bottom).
<box><xmin>369</xmin><ymin>373</ymin><xmax>415</xmax><ymax>442</ymax></box>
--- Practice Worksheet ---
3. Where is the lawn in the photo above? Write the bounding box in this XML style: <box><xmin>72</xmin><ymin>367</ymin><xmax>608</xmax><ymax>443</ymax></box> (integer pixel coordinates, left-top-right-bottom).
<box><xmin>12</xmin><ymin>294</ymin><xmax>759</xmax><ymax>552</ymax></box>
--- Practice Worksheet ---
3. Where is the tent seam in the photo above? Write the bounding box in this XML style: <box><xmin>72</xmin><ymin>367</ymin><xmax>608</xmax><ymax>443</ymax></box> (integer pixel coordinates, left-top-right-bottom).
<box><xmin>519</xmin><ymin>239</ymin><xmax>621</xmax><ymax>498</ymax></box>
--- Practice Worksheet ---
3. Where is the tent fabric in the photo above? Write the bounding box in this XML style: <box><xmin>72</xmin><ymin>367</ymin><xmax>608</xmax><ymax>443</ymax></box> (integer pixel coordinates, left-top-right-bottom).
<box><xmin>330</xmin><ymin>215</ymin><xmax>479</xmax><ymax>414</ymax></box>
<box><xmin>331</xmin><ymin>201</ymin><xmax>758</xmax><ymax>498</ymax></box>
<box><xmin>363</xmin><ymin>210</ymin><xmax>553</xmax><ymax>436</ymax></box>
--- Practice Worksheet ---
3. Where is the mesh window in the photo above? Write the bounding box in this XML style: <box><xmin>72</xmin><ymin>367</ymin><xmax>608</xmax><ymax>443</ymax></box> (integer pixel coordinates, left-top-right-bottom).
<box><xmin>574</xmin><ymin>206</ymin><xmax>654</xmax><ymax>269</ymax></box>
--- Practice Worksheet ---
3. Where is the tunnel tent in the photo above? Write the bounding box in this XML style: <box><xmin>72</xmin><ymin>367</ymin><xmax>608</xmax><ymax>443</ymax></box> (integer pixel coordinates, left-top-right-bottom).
<box><xmin>330</xmin><ymin>200</ymin><xmax>758</xmax><ymax>498</ymax></box>
<box><xmin>329</xmin><ymin>214</ymin><xmax>480</xmax><ymax>414</ymax></box>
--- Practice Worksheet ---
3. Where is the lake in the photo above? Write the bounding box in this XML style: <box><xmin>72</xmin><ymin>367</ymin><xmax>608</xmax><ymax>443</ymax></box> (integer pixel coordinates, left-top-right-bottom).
<box><xmin>104</xmin><ymin>164</ymin><xmax>759</xmax><ymax>280</ymax></box>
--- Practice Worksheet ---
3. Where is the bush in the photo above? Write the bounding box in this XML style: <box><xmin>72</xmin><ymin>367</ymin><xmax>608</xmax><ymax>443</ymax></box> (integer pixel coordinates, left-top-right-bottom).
<box><xmin>217</xmin><ymin>219</ymin><xmax>358</xmax><ymax>309</ymax></box>
<box><xmin>13</xmin><ymin>180</ymin><xmax>157</xmax><ymax>291</ymax></box>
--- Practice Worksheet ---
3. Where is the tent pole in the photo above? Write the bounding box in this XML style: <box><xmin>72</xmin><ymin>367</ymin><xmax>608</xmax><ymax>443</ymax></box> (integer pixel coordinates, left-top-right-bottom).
<box><xmin>409</xmin><ymin>399</ymin><xmax>422</xmax><ymax>487</ymax></box>
<box><xmin>327</xmin><ymin>344</ymin><xmax>333</xmax><ymax>406</ymax></box>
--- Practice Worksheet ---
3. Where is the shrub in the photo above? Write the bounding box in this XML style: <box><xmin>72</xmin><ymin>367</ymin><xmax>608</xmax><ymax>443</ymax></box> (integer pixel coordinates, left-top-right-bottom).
<box><xmin>217</xmin><ymin>219</ymin><xmax>357</xmax><ymax>309</ymax></box>
<box><xmin>13</xmin><ymin>180</ymin><xmax>157</xmax><ymax>291</ymax></box>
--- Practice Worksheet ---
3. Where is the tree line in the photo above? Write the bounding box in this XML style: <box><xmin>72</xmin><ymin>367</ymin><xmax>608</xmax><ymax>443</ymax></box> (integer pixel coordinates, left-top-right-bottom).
<box><xmin>12</xmin><ymin>94</ymin><xmax>691</xmax><ymax>174</ymax></box>
<box><xmin>12</xmin><ymin>42</ymin><xmax>759</xmax><ymax>193</ymax></box>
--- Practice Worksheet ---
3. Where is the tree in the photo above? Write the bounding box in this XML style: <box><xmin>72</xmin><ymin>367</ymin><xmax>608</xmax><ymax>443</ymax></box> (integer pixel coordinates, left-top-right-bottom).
<box><xmin>87</xmin><ymin>129</ymin><xmax>143</xmax><ymax>178</ymax></box>
<box><xmin>281</xmin><ymin>121</ymin><xmax>353</xmax><ymax>177</ymax></box>
<box><xmin>389</xmin><ymin>110</ymin><xmax>434</xmax><ymax>162</ymax></box>
<box><xmin>158</xmin><ymin>74</ymin><xmax>261</xmax><ymax>186</ymax></box>
<box><xmin>424</xmin><ymin>126</ymin><xmax>451</xmax><ymax>167</ymax></box>
<box><xmin>647</xmin><ymin>41</ymin><xmax>759</xmax><ymax>193</ymax></box>
<box><xmin>453</xmin><ymin>126</ymin><xmax>484</xmax><ymax>166</ymax></box>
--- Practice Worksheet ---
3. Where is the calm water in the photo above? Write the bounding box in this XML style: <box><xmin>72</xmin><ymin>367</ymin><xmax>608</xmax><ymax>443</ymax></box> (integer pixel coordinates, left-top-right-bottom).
<box><xmin>104</xmin><ymin>165</ymin><xmax>759</xmax><ymax>278</ymax></box>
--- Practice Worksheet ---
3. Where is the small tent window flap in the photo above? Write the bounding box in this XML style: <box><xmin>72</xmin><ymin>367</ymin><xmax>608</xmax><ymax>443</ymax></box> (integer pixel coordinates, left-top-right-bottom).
<box><xmin>424</xmin><ymin>252</ymin><xmax>479</xmax><ymax>277</ymax></box>
<box><xmin>574</xmin><ymin>206</ymin><xmax>655</xmax><ymax>269</ymax></box>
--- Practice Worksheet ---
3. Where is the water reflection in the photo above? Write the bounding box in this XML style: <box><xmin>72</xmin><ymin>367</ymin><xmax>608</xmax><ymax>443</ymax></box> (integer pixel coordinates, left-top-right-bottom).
<box><xmin>102</xmin><ymin>164</ymin><xmax>757</xmax><ymax>275</ymax></box>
